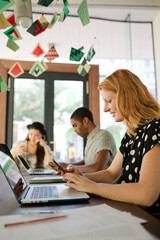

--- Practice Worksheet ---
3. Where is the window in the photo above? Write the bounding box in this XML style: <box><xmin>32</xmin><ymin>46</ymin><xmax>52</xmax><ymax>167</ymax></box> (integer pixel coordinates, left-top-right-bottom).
<box><xmin>7</xmin><ymin>72</ymin><xmax>88</xmax><ymax>163</ymax></box>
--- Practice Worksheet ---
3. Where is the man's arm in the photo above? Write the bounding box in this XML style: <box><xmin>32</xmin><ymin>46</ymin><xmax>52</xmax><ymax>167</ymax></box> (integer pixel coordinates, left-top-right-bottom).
<box><xmin>74</xmin><ymin>149</ymin><xmax>111</xmax><ymax>173</ymax></box>
<box><xmin>49</xmin><ymin>159</ymin><xmax>85</xmax><ymax>171</ymax></box>
<box><xmin>72</xmin><ymin>160</ymin><xmax>85</xmax><ymax>165</ymax></box>
<box><xmin>49</xmin><ymin>150</ymin><xmax>110</xmax><ymax>173</ymax></box>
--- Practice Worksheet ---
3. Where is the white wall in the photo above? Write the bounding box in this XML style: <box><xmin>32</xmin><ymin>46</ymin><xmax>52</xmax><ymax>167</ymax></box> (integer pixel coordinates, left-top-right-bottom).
<box><xmin>153</xmin><ymin>11</ymin><xmax>160</xmax><ymax>103</ymax></box>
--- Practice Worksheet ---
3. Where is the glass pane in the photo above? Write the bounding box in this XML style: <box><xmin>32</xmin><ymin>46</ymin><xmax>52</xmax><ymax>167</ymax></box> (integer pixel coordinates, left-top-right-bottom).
<box><xmin>54</xmin><ymin>80</ymin><xmax>83</xmax><ymax>163</ymax></box>
<box><xmin>100</xmin><ymin>98</ymin><xmax>126</xmax><ymax>150</ymax></box>
<box><xmin>13</xmin><ymin>79</ymin><xmax>45</xmax><ymax>144</ymax></box>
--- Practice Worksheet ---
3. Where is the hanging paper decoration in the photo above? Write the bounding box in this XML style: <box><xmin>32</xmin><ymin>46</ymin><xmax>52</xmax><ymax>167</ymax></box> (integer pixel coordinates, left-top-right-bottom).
<box><xmin>0</xmin><ymin>0</ymin><xmax>15</xmax><ymax>15</ymax></box>
<box><xmin>39</xmin><ymin>15</ymin><xmax>49</xmax><ymax>30</ymax></box>
<box><xmin>29</xmin><ymin>61</ymin><xmax>47</xmax><ymax>77</ymax></box>
<box><xmin>0</xmin><ymin>13</ymin><xmax>10</xmax><ymax>29</ymax></box>
<box><xmin>4</xmin><ymin>25</ymin><xmax>22</xmax><ymax>51</ymax></box>
<box><xmin>31</xmin><ymin>43</ymin><xmax>45</xmax><ymax>57</ymax></box>
<box><xmin>4</xmin><ymin>26</ymin><xmax>22</xmax><ymax>41</ymax></box>
<box><xmin>77</xmin><ymin>0</ymin><xmax>90</xmax><ymax>26</ymax></box>
<box><xmin>0</xmin><ymin>76</ymin><xmax>9</xmax><ymax>93</ymax></box>
<box><xmin>41</xmin><ymin>59</ymin><xmax>48</xmax><ymax>71</ymax></box>
<box><xmin>44</xmin><ymin>45</ymin><xmax>59</xmax><ymax>62</ymax></box>
<box><xmin>27</xmin><ymin>15</ymin><xmax>49</xmax><ymax>36</ymax></box>
<box><xmin>63</xmin><ymin>0</ymin><xmax>68</xmax><ymax>6</ymax></box>
<box><xmin>69</xmin><ymin>47</ymin><xmax>84</xmax><ymax>61</ymax></box>
<box><xmin>48</xmin><ymin>12</ymin><xmax>58</xmax><ymax>29</ymax></box>
<box><xmin>38</xmin><ymin>0</ymin><xmax>54</xmax><ymax>7</ymax></box>
<box><xmin>27</xmin><ymin>20</ymin><xmax>46</xmax><ymax>36</ymax></box>
<box><xmin>6</xmin><ymin>12</ymin><xmax>16</xmax><ymax>26</ymax></box>
<box><xmin>58</xmin><ymin>6</ymin><xmax>70</xmax><ymax>22</ymax></box>
<box><xmin>77</xmin><ymin>58</ymin><xmax>91</xmax><ymax>77</ymax></box>
<box><xmin>8</xmin><ymin>62</ymin><xmax>24</xmax><ymax>78</ymax></box>
<box><xmin>6</xmin><ymin>38</ymin><xmax>20</xmax><ymax>52</ymax></box>
<box><xmin>86</xmin><ymin>46</ymin><xmax>96</xmax><ymax>62</ymax></box>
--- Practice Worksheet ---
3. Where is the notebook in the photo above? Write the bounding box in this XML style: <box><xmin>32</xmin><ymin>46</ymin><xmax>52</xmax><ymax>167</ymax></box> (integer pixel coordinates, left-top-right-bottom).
<box><xmin>16</xmin><ymin>153</ymin><xmax>55</xmax><ymax>175</ymax></box>
<box><xmin>0</xmin><ymin>148</ymin><xmax>90</xmax><ymax>204</ymax></box>
<box><xmin>29</xmin><ymin>176</ymin><xmax>64</xmax><ymax>184</ymax></box>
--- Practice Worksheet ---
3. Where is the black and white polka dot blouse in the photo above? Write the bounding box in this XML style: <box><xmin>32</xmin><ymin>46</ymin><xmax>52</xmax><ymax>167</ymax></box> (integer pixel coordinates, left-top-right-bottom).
<box><xmin>117</xmin><ymin>118</ymin><xmax>160</xmax><ymax>219</ymax></box>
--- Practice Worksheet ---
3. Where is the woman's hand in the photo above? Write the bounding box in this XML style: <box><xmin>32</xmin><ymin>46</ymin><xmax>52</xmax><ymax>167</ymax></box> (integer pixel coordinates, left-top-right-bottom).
<box><xmin>36</xmin><ymin>138</ymin><xmax>47</xmax><ymax>148</ymax></box>
<box><xmin>16</xmin><ymin>143</ymin><xmax>26</xmax><ymax>154</ymax></box>
<box><xmin>63</xmin><ymin>172</ymin><xmax>96</xmax><ymax>193</ymax></box>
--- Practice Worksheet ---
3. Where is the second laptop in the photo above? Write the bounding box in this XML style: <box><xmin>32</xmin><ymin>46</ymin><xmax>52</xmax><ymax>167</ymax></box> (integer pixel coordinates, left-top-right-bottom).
<box><xmin>16</xmin><ymin>153</ymin><xmax>56</xmax><ymax>175</ymax></box>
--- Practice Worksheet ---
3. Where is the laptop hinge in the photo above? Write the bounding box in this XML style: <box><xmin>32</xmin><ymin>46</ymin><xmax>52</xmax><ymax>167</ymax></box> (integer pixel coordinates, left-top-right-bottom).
<box><xmin>20</xmin><ymin>186</ymin><xmax>30</xmax><ymax>201</ymax></box>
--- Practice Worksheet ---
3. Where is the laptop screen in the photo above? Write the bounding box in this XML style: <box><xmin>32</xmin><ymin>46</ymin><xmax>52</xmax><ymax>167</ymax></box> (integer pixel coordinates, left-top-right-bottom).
<box><xmin>16</xmin><ymin>153</ymin><xmax>30</xmax><ymax>170</ymax></box>
<box><xmin>0</xmin><ymin>151</ymin><xmax>27</xmax><ymax>199</ymax></box>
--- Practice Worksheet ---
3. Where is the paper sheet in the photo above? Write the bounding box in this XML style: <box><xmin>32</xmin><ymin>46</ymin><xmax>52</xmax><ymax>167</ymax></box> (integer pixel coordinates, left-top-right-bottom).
<box><xmin>77</xmin><ymin>0</ymin><xmax>90</xmax><ymax>26</ymax></box>
<box><xmin>0</xmin><ymin>204</ymin><xmax>153</xmax><ymax>240</ymax></box>
<box><xmin>0</xmin><ymin>76</ymin><xmax>9</xmax><ymax>93</ymax></box>
<box><xmin>0</xmin><ymin>13</ymin><xmax>10</xmax><ymax>29</ymax></box>
<box><xmin>8</xmin><ymin>62</ymin><xmax>24</xmax><ymax>78</ymax></box>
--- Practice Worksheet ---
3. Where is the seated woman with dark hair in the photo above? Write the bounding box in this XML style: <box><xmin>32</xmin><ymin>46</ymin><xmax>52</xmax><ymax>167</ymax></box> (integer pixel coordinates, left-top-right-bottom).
<box><xmin>11</xmin><ymin>122</ymin><xmax>53</xmax><ymax>170</ymax></box>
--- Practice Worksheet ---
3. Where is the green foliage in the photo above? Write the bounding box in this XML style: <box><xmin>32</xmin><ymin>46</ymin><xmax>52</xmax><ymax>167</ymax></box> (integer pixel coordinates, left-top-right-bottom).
<box><xmin>54</xmin><ymin>81</ymin><xmax>83</xmax><ymax>125</ymax></box>
<box><xmin>14</xmin><ymin>80</ymin><xmax>44</xmax><ymax>121</ymax></box>
<box><xmin>106</xmin><ymin>123</ymin><xmax>124</xmax><ymax>149</ymax></box>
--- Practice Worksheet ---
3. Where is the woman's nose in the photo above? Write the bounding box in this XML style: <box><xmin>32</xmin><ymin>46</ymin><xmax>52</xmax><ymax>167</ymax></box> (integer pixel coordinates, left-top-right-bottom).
<box><xmin>104</xmin><ymin>104</ymin><xmax>109</xmax><ymax>112</ymax></box>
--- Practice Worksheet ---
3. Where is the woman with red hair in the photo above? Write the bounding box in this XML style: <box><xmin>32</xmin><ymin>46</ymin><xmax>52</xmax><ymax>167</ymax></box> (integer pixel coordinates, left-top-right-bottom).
<box><xmin>64</xmin><ymin>69</ymin><xmax>160</xmax><ymax>220</ymax></box>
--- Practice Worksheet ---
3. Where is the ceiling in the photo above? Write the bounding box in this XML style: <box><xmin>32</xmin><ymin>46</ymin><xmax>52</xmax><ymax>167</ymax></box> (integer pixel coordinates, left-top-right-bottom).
<box><xmin>9</xmin><ymin>0</ymin><xmax>160</xmax><ymax>22</ymax></box>
<box><xmin>2</xmin><ymin>0</ymin><xmax>158</xmax><ymax>62</ymax></box>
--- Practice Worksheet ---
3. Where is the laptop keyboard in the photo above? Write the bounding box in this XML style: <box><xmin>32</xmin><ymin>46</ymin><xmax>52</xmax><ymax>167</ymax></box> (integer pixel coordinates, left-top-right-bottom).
<box><xmin>31</xmin><ymin>169</ymin><xmax>45</xmax><ymax>173</ymax></box>
<box><xmin>31</xmin><ymin>186</ymin><xmax>58</xmax><ymax>199</ymax></box>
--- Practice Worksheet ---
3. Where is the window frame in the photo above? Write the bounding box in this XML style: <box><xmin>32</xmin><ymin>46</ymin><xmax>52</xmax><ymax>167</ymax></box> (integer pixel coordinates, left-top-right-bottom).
<box><xmin>0</xmin><ymin>60</ymin><xmax>100</xmax><ymax>144</ymax></box>
<box><xmin>7</xmin><ymin>71</ymin><xmax>88</xmax><ymax>150</ymax></box>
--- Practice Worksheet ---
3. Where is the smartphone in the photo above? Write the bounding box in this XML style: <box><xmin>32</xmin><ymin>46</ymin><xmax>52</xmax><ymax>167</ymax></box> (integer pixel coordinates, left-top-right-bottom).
<box><xmin>52</xmin><ymin>159</ymin><xmax>66</xmax><ymax>173</ymax></box>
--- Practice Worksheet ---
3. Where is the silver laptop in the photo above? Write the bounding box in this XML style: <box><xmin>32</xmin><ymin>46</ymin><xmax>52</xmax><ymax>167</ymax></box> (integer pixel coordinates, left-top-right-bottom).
<box><xmin>0</xmin><ymin>148</ymin><xmax>90</xmax><ymax>204</ymax></box>
<box><xmin>16</xmin><ymin>153</ymin><xmax>55</xmax><ymax>175</ymax></box>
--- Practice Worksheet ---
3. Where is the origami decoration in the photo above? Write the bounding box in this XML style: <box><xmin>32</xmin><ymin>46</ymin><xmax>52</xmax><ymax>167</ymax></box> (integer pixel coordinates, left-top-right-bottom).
<box><xmin>86</xmin><ymin>46</ymin><xmax>96</xmax><ymax>62</ymax></box>
<box><xmin>58</xmin><ymin>6</ymin><xmax>70</xmax><ymax>22</ymax></box>
<box><xmin>31</xmin><ymin>43</ymin><xmax>45</xmax><ymax>57</ymax></box>
<box><xmin>38</xmin><ymin>0</ymin><xmax>53</xmax><ymax>7</ymax></box>
<box><xmin>48</xmin><ymin>12</ymin><xmax>58</xmax><ymax>29</ymax></box>
<box><xmin>39</xmin><ymin>15</ymin><xmax>49</xmax><ymax>30</ymax></box>
<box><xmin>8</xmin><ymin>62</ymin><xmax>24</xmax><ymax>78</ymax></box>
<box><xmin>27</xmin><ymin>19</ymin><xmax>46</xmax><ymax>36</ymax></box>
<box><xmin>41</xmin><ymin>59</ymin><xmax>48</xmax><ymax>71</ymax></box>
<box><xmin>77</xmin><ymin>0</ymin><xmax>90</xmax><ymax>26</ymax></box>
<box><xmin>4</xmin><ymin>26</ymin><xmax>22</xmax><ymax>41</ymax></box>
<box><xmin>63</xmin><ymin>0</ymin><xmax>68</xmax><ymax>6</ymax></box>
<box><xmin>6</xmin><ymin>38</ymin><xmax>20</xmax><ymax>51</ymax></box>
<box><xmin>6</xmin><ymin>12</ymin><xmax>16</xmax><ymax>26</ymax></box>
<box><xmin>0</xmin><ymin>76</ymin><xmax>9</xmax><ymax>93</ymax></box>
<box><xmin>44</xmin><ymin>45</ymin><xmax>59</xmax><ymax>62</ymax></box>
<box><xmin>70</xmin><ymin>47</ymin><xmax>84</xmax><ymax>61</ymax></box>
<box><xmin>0</xmin><ymin>13</ymin><xmax>10</xmax><ymax>29</ymax></box>
<box><xmin>77</xmin><ymin>58</ymin><xmax>91</xmax><ymax>77</ymax></box>
<box><xmin>29</xmin><ymin>61</ymin><xmax>46</xmax><ymax>77</ymax></box>
<box><xmin>0</xmin><ymin>0</ymin><xmax>15</xmax><ymax>15</ymax></box>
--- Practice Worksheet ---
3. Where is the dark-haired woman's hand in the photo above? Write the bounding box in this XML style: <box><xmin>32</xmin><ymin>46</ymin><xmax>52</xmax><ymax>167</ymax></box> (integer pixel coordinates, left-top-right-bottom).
<box><xmin>36</xmin><ymin>138</ymin><xmax>47</xmax><ymax>148</ymax></box>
